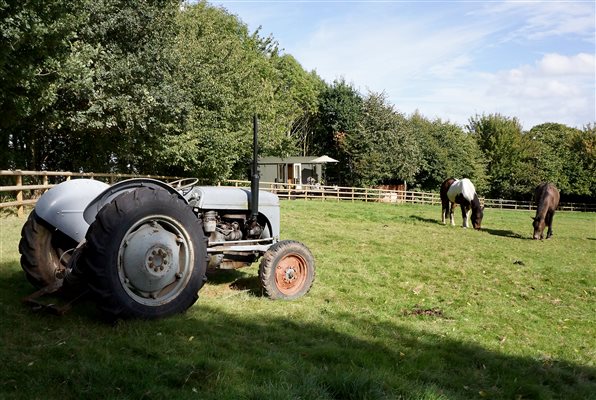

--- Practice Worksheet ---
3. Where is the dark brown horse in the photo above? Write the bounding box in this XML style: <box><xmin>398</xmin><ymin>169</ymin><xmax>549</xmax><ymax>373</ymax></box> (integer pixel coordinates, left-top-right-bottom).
<box><xmin>532</xmin><ymin>182</ymin><xmax>560</xmax><ymax>240</ymax></box>
<box><xmin>440</xmin><ymin>178</ymin><xmax>484</xmax><ymax>229</ymax></box>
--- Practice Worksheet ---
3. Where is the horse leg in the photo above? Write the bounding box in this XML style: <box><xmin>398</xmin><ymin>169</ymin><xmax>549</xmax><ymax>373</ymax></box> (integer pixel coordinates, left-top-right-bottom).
<box><xmin>461</xmin><ymin>205</ymin><xmax>469</xmax><ymax>228</ymax></box>
<box><xmin>546</xmin><ymin>210</ymin><xmax>555</xmax><ymax>238</ymax></box>
<box><xmin>449</xmin><ymin>203</ymin><xmax>455</xmax><ymax>226</ymax></box>
<box><xmin>441</xmin><ymin>202</ymin><xmax>447</xmax><ymax>224</ymax></box>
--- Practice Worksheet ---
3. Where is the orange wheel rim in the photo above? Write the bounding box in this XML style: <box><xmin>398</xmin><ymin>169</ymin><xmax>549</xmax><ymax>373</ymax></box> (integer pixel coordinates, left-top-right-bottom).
<box><xmin>275</xmin><ymin>253</ymin><xmax>307</xmax><ymax>296</ymax></box>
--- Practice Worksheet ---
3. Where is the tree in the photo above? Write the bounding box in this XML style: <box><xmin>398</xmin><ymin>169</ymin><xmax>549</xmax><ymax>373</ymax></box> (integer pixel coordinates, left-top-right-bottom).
<box><xmin>528</xmin><ymin>122</ymin><xmax>595</xmax><ymax>198</ymax></box>
<box><xmin>0</xmin><ymin>0</ymin><xmax>183</xmax><ymax>173</ymax></box>
<box><xmin>467</xmin><ymin>113</ymin><xmax>535</xmax><ymax>198</ymax></box>
<box><xmin>158</xmin><ymin>2</ymin><xmax>327</xmax><ymax>181</ymax></box>
<box><xmin>411</xmin><ymin>113</ymin><xmax>486</xmax><ymax>192</ymax></box>
<box><xmin>528</xmin><ymin>123</ymin><xmax>576</xmax><ymax>192</ymax></box>
<box><xmin>64</xmin><ymin>0</ymin><xmax>183</xmax><ymax>174</ymax></box>
<box><xmin>1</xmin><ymin>1</ymin><xmax>331</xmax><ymax>181</ymax></box>
<box><xmin>0</xmin><ymin>0</ymin><xmax>86</xmax><ymax>169</ymax></box>
<box><xmin>267</xmin><ymin>54</ymin><xmax>325</xmax><ymax>157</ymax></box>
<box><xmin>346</xmin><ymin>92</ymin><xmax>420</xmax><ymax>187</ymax></box>
<box><xmin>566</xmin><ymin>125</ymin><xmax>596</xmax><ymax>198</ymax></box>
<box><xmin>312</xmin><ymin>79</ymin><xmax>364</xmax><ymax>185</ymax></box>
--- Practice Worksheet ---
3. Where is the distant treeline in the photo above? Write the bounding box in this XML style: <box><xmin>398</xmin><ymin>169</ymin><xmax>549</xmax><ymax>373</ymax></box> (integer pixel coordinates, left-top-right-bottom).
<box><xmin>1</xmin><ymin>0</ymin><xmax>594</xmax><ymax>200</ymax></box>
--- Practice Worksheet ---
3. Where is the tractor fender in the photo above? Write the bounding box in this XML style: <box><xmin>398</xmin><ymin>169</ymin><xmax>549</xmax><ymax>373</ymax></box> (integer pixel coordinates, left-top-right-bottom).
<box><xmin>34</xmin><ymin>179</ymin><xmax>111</xmax><ymax>242</ymax></box>
<box><xmin>83</xmin><ymin>178</ymin><xmax>187</xmax><ymax>226</ymax></box>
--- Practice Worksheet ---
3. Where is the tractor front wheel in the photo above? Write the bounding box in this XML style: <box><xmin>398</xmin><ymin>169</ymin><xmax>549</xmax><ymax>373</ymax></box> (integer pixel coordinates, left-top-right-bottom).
<box><xmin>259</xmin><ymin>240</ymin><xmax>315</xmax><ymax>300</ymax></box>
<box><xmin>81</xmin><ymin>187</ymin><xmax>207</xmax><ymax>319</ymax></box>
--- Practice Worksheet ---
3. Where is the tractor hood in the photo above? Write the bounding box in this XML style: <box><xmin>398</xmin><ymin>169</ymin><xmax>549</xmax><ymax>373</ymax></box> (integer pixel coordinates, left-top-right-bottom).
<box><xmin>188</xmin><ymin>186</ymin><xmax>279</xmax><ymax>210</ymax></box>
<box><xmin>185</xmin><ymin>186</ymin><xmax>280</xmax><ymax>239</ymax></box>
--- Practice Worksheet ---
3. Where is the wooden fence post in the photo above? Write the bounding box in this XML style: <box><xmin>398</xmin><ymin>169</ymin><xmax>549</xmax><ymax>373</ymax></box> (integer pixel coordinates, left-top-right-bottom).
<box><xmin>15</xmin><ymin>170</ymin><xmax>23</xmax><ymax>217</ymax></box>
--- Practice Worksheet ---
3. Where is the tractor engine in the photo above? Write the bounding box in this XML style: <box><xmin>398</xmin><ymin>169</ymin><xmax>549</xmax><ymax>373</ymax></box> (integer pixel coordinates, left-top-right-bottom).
<box><xmin>202</xmin><ymin>211</ymin><xmax>263</xmax><ymax>243</ymax></box>
<box><xmin>202</xmin><ymin>211</ymin><xmax>264</xmax><ymax>270</ymax></box>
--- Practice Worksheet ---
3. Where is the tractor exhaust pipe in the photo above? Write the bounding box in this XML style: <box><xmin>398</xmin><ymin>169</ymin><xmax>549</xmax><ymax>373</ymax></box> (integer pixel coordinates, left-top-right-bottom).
<box><xmin>250</xmin><ymin>115</ymin><xmax>259</xmax><ymax>221</ymax></box>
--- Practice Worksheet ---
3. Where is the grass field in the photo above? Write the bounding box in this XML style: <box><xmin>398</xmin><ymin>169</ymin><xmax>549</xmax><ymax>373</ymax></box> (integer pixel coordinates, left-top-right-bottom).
<box><xmin>0</xmin><ymin>201</ymin><xmax>594</xmax><ymax>400</ymax></box>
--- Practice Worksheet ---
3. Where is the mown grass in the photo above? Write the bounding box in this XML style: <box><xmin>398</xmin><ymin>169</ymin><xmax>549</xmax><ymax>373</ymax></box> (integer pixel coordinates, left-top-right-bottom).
<box><xmin>0</xmin><ymin>201</ymin><xmax>594</xmax><ymax>399</ymax></box>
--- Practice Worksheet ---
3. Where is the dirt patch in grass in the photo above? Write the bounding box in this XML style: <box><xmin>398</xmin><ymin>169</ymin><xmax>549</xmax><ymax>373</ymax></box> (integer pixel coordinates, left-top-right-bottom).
<box><xmin>403</xmin><ymin>304</ymin><xmax>446</xmax><ymax>318</ymax></box>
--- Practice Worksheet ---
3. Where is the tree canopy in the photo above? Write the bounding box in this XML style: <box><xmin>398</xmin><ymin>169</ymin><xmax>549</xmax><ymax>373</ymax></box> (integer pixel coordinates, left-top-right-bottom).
<box><xmin>1</xmin><ymin>0</ymin><xmax>594</xmax><ymax>199</ymax></box>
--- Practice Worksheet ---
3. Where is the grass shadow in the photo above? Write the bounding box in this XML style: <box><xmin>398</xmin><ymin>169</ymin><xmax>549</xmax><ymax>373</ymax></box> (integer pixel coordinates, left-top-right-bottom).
<box><xmin>482</xmin><ymin>228</ymin><xmax>530</xmax><ymax>239</ymax></box>
<box><xmin>0</xmin><ymin>265</ymin><xmax>102</xmax><ymax>321</ymax></box>
<box><xmin>206</xmin><ymin>268</ymin><xmax>262</xmax><ymax>297</ymax></box>
<box><xmin>1</xmin><ymin>263</ymin><xmax>594</xmax><ymax>399</ymax></box>
<box><xmin>0</xmin><ymin>262</ymin><xmax>35</xmax><ymax>296</ymax></box>
<box><xmin>409</xmin><ymin>215</ymin><xmax>443</xmax><ymax>225</ymax></box>
<box><xmin>1</xmin><ymin>301</ymin><xmax>593</xmax><ymax>399</ymax></box>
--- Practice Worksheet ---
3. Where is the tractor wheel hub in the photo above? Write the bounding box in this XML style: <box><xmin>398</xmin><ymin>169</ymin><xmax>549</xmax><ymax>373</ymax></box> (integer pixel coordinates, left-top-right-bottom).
<box><xmin>284</xmin><ymin>268</ymin><xmax>296</xmax><ymax>282</ymax></box>
<box><xmin>121</xmin><ymin>223</ymin><xmax>179</xmax><ymax>294</ymax></box>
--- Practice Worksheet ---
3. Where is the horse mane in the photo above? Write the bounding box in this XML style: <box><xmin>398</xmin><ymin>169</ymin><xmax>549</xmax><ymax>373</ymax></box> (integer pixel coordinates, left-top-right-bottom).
<box><xmin>470</xmin><ymin>193</ymin><xmax>481</xmax><ymax>213</ymax></box>
<box><xmin>534</xmin><ymin>183</ymin><xmax>551</xmax><ymax>219</ymax></box>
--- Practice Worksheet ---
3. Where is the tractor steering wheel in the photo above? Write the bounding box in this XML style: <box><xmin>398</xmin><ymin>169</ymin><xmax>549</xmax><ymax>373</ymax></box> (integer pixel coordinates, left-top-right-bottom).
<box><xmin>168</xmin><ymin>178</ymin><xmax>199</xmax><ymax>193</ymax></box>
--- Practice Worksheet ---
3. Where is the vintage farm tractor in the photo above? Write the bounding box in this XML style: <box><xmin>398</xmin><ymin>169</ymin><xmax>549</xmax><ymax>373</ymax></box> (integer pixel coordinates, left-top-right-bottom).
<box><xmin>18</xmin><ymin>118</ymin><xmax>315</xmax><ymax>319</ymax></box>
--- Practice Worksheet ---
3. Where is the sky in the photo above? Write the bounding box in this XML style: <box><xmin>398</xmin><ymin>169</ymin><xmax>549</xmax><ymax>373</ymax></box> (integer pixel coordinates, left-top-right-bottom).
<box><xmin>208</xmin><ymin>0</ymin><xmax>595</xmax><ymax>130</ymax></box>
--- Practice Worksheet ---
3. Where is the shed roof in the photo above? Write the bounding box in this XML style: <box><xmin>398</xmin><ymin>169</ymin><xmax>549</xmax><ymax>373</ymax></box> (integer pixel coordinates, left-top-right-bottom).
<box><xmin>258</xmin><ymin>155</ymin><xmax>338</xmax><ymax>165</ymax></box>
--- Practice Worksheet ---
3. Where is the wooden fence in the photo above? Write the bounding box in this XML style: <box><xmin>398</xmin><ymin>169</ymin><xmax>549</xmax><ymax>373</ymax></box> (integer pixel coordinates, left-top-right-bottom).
<box><xmin>0</xmin><ymin>170</ymin><xmax>180</xmax><ymax>217</ymax></box>
<box><xmin>1</xmin><ymin>170</ymin><xmax>595</xmax><ymax>217</ymax></box>
<box><xmin>227</xmin><ymin>180</ymin><xmax>596</xmax><ymax>212</ymax></box>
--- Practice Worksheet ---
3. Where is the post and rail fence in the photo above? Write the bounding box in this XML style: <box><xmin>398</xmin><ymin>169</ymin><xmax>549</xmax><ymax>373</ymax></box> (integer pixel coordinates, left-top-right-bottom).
<box><xmin>0</xmin><ymin>170</ymin><xmax>181</xmax><ymax>217</ymax></box>
<box><xmin>1</xmin><ymin>170</ymin><xmax>595</xmax><ymax>217</ymax></box>
<box><xmin>225</xmin><ymin>180</ymin><xmax>595</xmax><ymax>211</ymax></box>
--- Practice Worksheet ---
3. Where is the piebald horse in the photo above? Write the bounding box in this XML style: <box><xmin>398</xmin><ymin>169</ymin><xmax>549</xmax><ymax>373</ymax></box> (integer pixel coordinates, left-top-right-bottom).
<box><xmin>440</xmin><ymin>178</ymin><xmax>484</xmax><ymax>229</ymax></box>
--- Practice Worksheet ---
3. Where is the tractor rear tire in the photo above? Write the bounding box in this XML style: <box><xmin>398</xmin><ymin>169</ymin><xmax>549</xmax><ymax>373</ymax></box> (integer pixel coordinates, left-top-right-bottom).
<box><xmin>81</xmin><ymin>187</ymin><xmax>207</xmax><ymax>319</ymax></box>
<box><xmin>19</xmin><ymin>211</ymin><xmax>76</xmax><ymax>288</ymax></box>
<box><xmin>259</xmin><ymin>240</ymin><xmax>315</xmax><ymax>300</ymax></box>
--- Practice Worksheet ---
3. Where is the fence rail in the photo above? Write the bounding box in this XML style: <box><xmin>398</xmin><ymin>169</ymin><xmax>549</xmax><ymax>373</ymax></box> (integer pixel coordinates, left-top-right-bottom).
<box><xmin>228</xmin><ymin>180</ymin><xmax>595</xmax><ymax>212</ymax></box>
<box><xmin>0</xmin><ymin>170</ymin><xmax>180</xmax><ymax>217</ymax></box>
<box><xmin>2</xmin><ymin>170</ymin><xmax>595</xmax><ymax>216</ymax></box>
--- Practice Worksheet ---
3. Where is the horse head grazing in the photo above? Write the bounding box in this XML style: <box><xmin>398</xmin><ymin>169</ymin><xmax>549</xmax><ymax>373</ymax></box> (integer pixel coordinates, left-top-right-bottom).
<box><xmin>532</xmin><ymin>216</ymin><xmax>544</xmax><ymax>240</ymax></box>
<box><xmin>471</xmin><ymin>203</ymin><xmax>484</xmax><ymax>230</ymax></box>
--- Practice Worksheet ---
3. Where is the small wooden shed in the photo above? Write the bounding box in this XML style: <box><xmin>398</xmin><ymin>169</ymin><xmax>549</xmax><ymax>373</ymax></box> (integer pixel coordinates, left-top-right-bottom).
<box><xmin>258</xmin><ymin>155</ymin><xmax>338</xmax><ymax>189</ymax></box>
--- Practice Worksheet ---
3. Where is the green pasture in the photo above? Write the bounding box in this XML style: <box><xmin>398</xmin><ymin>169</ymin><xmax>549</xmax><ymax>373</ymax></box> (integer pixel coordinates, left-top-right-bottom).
<box><xmin>1</xmin><ymin>201</ymin><xmax>594</xmax><ymax>399</ymax></box>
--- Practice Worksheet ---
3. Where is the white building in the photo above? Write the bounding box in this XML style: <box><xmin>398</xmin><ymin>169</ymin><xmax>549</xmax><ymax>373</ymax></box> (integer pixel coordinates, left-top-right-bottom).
<box><xmin>258</xmin><ymin>155</ymin><xmax>338</xmax><ymax>189</ymax></box>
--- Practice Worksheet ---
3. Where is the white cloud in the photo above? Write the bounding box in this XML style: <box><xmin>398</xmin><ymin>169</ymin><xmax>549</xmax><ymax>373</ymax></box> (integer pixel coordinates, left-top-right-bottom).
<box><xmin>428</xmin><ymin>55</ymin><xmax>473</xmax><ymax>79</ymax></box>
<box><xmin>538</xmin><ymin>53</ymin><xmax>595</xmax><ymax>75</ymax></box>
<box><xmin>398</xmin><ymin>53</ymin><xmax>595</xmax><ymax>129</ymax></box>
<box><xmin>474</xmin><ymin>1</ymin><xmax>595</xmax><ymax>42</ymax></box>
<box><xmin>293</xmin><ymin>12</ymin><xmax>495</xmax><ymax>94</ymax></box>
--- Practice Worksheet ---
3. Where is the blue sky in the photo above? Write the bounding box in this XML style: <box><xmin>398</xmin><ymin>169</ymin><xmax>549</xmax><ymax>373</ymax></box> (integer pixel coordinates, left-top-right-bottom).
<box><xmin>208</xmin><ymin>0</ymin><xmax>595</xmax><ymax>130</ymax></box>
